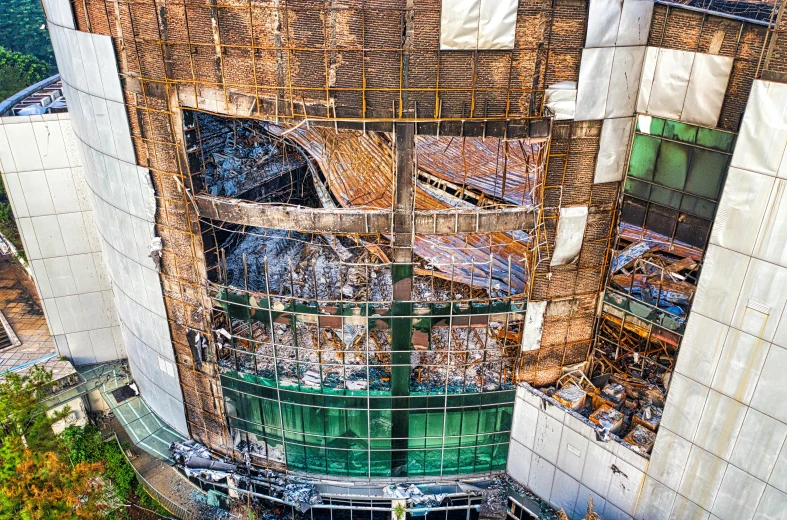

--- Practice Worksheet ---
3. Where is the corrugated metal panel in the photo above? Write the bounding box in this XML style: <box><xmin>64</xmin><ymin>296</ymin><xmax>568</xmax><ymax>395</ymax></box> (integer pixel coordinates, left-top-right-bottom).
<box><xmin>606</xmin><ymin>46</ymin><xmax>646</xmax><ymax>118</ymax></box>
<box><xmin>478</xmin><ymin>0</ymin><xmax>518</xmax><ymax>50</ymax></box>
<box><xmin>595</xmin><ymin>117</ymin><xmax>634</xmax><ymax>184</ymax></box>
<box><xmin>575</xmin><ymin>47</ymin><xmax>615</xmax><ymax>121</ymax></box>
<box><xmin>586</xmin><ymin>0</ymin><xmax>623</xmax><ymax>48</ymax></box>
<box><xmin>730</xmin><ymin>80</ymin><xmax>787</xmax><ymax>177</ymax></box>
<box><xmin>550</xmin><ymin>206</ymin><xmax>589</xmax><ymax>266</ymax></box>
<box><xmin>648</xmin><ymin>49</ymin><xmax>695</xmax><ymax>121</ymax></box>
<box><xmin>616</xmin><ymin>0</ymin><xmax>655</xmax><ymax>46</ymax></box>
<box><xmin>710</xmin><ymin>166</ymin><xmax>775</xmax><ymax>256</ymax></box>
<box><xmin>682</xmin><ymin>54</ymin><xmax>734</xmax><ymax>127</ymax></box>
<box><xmin>440</xmin><ymin>0</ymin><xmax>480</xmax><ymax>50</ymax></box>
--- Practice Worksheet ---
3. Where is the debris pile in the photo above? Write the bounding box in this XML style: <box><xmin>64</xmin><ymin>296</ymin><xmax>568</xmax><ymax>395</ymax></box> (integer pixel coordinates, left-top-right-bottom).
<box><xmin>197</xmin><ymin>113</ymin><xmax>307</xmax><ymax>199</ymax></box>
<box><xmin>214</xmin><ymin>308</ymin><xmax>520</xmax><ymax>393</ymax></box>
<box><xmin>383</xmin><ymin>484</ymin><xmax>447</xmax><ymax>508</ymax></box>
<box><xmin>545</xmin><ymin>368</ymin><xmax>666</xmax><ymax>453</ymax></box>
<box><xmin>480</xmin><ymin>475</ymin><xmax>559</xmax><ymax>520</ymax></box>
<box><xmin>607</xmin><ymin>238</ymin><xmax>701</xmax><ymax>328</ymax></box>
<box><xmin>170</xmin><ymin>440</ymin><xmax>323</xmax><ymax>513</ymax></box>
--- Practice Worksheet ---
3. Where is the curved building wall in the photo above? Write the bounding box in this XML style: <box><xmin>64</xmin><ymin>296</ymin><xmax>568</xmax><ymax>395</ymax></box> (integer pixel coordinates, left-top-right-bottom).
<box><xmin>43</xmin><ymin>0</ymin><xmax>188</xmax><ymax>435</ymax></box>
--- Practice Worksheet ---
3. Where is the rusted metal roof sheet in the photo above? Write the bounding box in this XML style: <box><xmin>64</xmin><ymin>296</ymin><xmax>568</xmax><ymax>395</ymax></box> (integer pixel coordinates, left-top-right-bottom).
<box><xmin>415</xmin><ymin>136</ymin><xmax>539</xmax><ymax>206</ymax></box>
<box><xmin>271</xmin><ymin>125</ymin><xmax>530</xmax><ymax>293</ymax></box>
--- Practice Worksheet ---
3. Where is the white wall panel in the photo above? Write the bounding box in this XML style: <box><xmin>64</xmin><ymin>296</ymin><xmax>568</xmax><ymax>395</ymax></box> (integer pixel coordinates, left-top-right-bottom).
<box><xmin>606</xmin><ymin>47</ymin><xmax>646</xmax><ymax>118</ymax></box>
<box><xmin>32</xmin><ymin>120</ymin><xmax>69</xmax><ymax>169</ymax></box>
<box><xmin>595</xmin><ymin>117</ymin><xmax>633</xmax><ymax>183</ymax></box>
<box><xmin>647</xmin><ymin>49</ymin><xmax>694</xmax><ymax>120</ymax></box>
<box><xmin>575</xmin><ymin>47</ymin><xmax>614</xmax><ymax>121</ymax></box>
<box><xmin>682</xmin><ymin>53</ymin><xmax>734</xmax><ymax>127</ymax></box>
<box><xmin>439</xmin><ymin>0</ymin><xmax>480</xmax><ymax>50</ymax></box>
<box><xmin>4</xmin><ymin>122</ymin><xmax>44</xmax><ymax>172</ymax></box>
<box><xmin>731</xmin><ymin>259</ymin><xmax>787</xmax><ymax>342</ymax></box>
<box><xmin>478</xmin><ymin>0</ymin><xmax>518</xmax><ymax>50</ymax></box>
<box><xmin>46</xmin><ymin>169</ymin><xmax>81</xmax><ymax>213</ymax></box>
<box><xmin>585</xmin><ymin>0</ymin><xmax>623</xmax><ymax>48</ymax></box>
<box><xmin>691</xmin><ymin>245</ymin><xmax>749</xmax><ymax>325</ymax></box>
<box><xmin>43</xmin><ymin>8</ymin><xmax>187</xmax><ymax>434</ymax></box>
<box><xmin>550</xmin><ymin>206</ymin><xmax>588</xmax><ymax>266</ymax></box>
<box><xmin>710</xmin><ymin>167</ymin><xmax>775</xmax><ymax>256</ymax></box>
<box><xmin>731</xmin><ymin>81</ymin><xmax>787</xmax><ymax>177</ymax></box>
<box><xmin>753</xmin><ymin>179</ymin><xmax>787</xmax><ymax>266</ymax></box>
<box><xmin>616</xmin><ymin>0</ymin><xmax>654</xmax><ymax>47</ymax></box>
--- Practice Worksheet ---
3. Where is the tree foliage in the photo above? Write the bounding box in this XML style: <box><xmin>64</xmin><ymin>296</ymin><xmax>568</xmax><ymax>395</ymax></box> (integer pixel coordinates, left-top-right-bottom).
<box><xmin>0</xmin><ymin>0</ymin><xmax>55</xmax><ymax>68</ymax></box>
<box><xmin>0</xmin><ymin>367</ymin><xmax>110</xmax><ymax>519</ymax></box>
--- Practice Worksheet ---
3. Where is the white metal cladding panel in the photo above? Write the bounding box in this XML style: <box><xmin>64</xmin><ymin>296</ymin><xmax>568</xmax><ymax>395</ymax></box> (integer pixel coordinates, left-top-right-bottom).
<box><xmin>478</xmin><ymin>0</ymin><xmax>518</xmax><ymax>49</ymax></box>
<box><xmin>575</xmin><ymin>47</ymin><xmax>615</xmax><ymax>121</ymax></box>
<box><xmin>585</xmin><ymin>0</ymin><xmax>653</xmax><ymax>48</ymax></box>
<box><xmin>521</xmin><ymin>300</ymin><xmax>547</xmax><ymax>351</ymax></box>
<box><xmin>594</xmin><ymin>117</ymin><xmax>634</xmax><ymax>184</ymax></box>
<box><xmin>616</xmin><ymin>0</ymin><xmax>654</xmax><ymax>47</ymax></box>
<box><xmin>44</xmin><ymin>9</ymin><xmax>188</xmax><ymax>435</ymax></box>
<box><xmin>440</xmin><ymin>0</ymin><xmax>480</xmax><ymax>50</ymax></box>
<box><xmin>731</xmin><ymin>80</ymin><xmax>787</xmax><ymax>177</ymax></box>
<box><xmin>753</xmin><ymin>179</ymin><xmax>787</xmax><ymax>267</ymax></box>
<box><xmin>440</xmin><ymin>0</ymin><xmax>517</xmax><ymax>50</ymax></box>
<box><xmin>605</xmin><ymin>46</ymin><xmax>646</xmax><ymax>118</ymax></box>
<box><xmin>42</xmin><ymin>0</ymin><xmax>75</xmax><ymax>29</ymax></box>
<box><xmin>682</xmin><ymin>53</ymin><xmax>734</xmax><ymax>127</ymax></box>
<box><xmin>585</xmin><ymin>0</ymin><xmax>623</xmax><ymax>48</ymax></box>
<box><xmin>550</xmin><ymin>206</ymin><xmax>588</xmax><ymax>266</ymax></box>
<box><xmin>710</xmin><ymin>167</ymin><xmax>775</xmax><ymax>256</ymax></box>
<box><xmin>646</xmin><ymin>49</ymin><xmax>695</xmax><ymax>120</ymax></box>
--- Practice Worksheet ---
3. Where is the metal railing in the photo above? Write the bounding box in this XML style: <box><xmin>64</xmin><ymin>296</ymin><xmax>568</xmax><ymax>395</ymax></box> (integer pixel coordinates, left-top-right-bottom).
<box><xmin>110</xmin><ymin>433</ymin><xmax>197</xmax><ymax>520</ymax></box>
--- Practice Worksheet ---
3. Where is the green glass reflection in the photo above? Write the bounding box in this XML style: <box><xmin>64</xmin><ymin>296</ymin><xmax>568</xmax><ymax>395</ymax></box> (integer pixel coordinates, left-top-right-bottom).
<box><xmin>221</xmin><ymin>373</ymin><xmax>513</xmax><ymax>477</ymax></box>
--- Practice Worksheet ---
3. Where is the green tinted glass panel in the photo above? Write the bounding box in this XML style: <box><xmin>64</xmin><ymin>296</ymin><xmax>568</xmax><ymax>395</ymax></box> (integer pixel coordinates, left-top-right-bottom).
<box><xmin>696</xmin><ymin>127</ymin><xmax>735</xmax><ymax>152</ymax></box>
<box><xmin>685</xmin><ymin>149</ymin><xmax>727</xmax><ymax>199</ymax></box>
<box><xmin>654</xmin><ymin>141</ymin><xmax>690</xmax><ymax>190</ymax></box>
<box><xmin>628</xmin><ymin>134</ymin><xmax>661</xmax><ymax>181</ymax></box>
<box><xmin>662</xmin><ymin>120</ymin><xmax>698</xmax><ymax>143</ymax></box>
<box><xmin>680</xmin><ymin>195</ymin><xmax>716</xmax><ymax>220</ymax></box>
<box><xmin>625</xmin><ymin>178</ymin><xmax>652</xmax><ymax>199</ymax></box>
<box><xmin>636</xmin><ymin>115</ymin><xmax>665</xmax><ymax>135</ymax></box>
<box><xmin>650</xmin><ymin>186</ymin><xmax>683</xmax><ymax>209</ymax></box>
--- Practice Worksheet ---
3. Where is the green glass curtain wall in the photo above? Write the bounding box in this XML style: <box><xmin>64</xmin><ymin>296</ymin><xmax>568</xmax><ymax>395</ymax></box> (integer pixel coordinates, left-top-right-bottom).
<box><xmin>621</xmin><ymin>115</ymin><xmax>735</xmax><ymax>248</ymax></box>
<box><xmin>222</xmin><ymin>372</ymin><xmax>513</xmax><ymax>477</ymax></box>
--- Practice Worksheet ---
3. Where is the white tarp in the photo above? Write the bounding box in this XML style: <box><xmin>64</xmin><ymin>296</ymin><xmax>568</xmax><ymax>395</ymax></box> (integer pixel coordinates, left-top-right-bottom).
<box><xmin>575</xmin><ymin>47</ymin><xmax>614</xmax><ymax>121</ymax></box>
<box><xmin>730</xmin><ymin>80</ymin><xmax>787</xmax><ymax>177</ymax></box>
<box><xmin>595</xmin><ymin>117</ymin><xmax>634</xmax><ymax>184</ymax></box>
<box><xmin>522</xmin><ymin>301</ymin><xmax>547</xmax><ymax>352</ymax></box>
<box><xmin>440</xmin><ymin>0</ymin><xmax>517</xmax><ymax>50</ymax></box>
<box><xmin>550</xmin><ymin>206</ymin><xmax>589</xmax><ymax>266</ymax></box>
<box><xmin>545</xmin><ymin>81</ymin><xmax>577</xmax><ymax>120</ymax></box>
<box><xmin>682</xmin><ymin>53</ymin><xmax>734</xmax><ymax>126</ymax></box>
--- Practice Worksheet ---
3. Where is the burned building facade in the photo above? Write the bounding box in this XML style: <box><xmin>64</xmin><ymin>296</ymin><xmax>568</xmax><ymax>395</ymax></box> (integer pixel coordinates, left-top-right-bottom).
<box><xmin>2</xmin><ymin>0</ymin><xmax>787</xmax><ymax>518</ymax></box>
